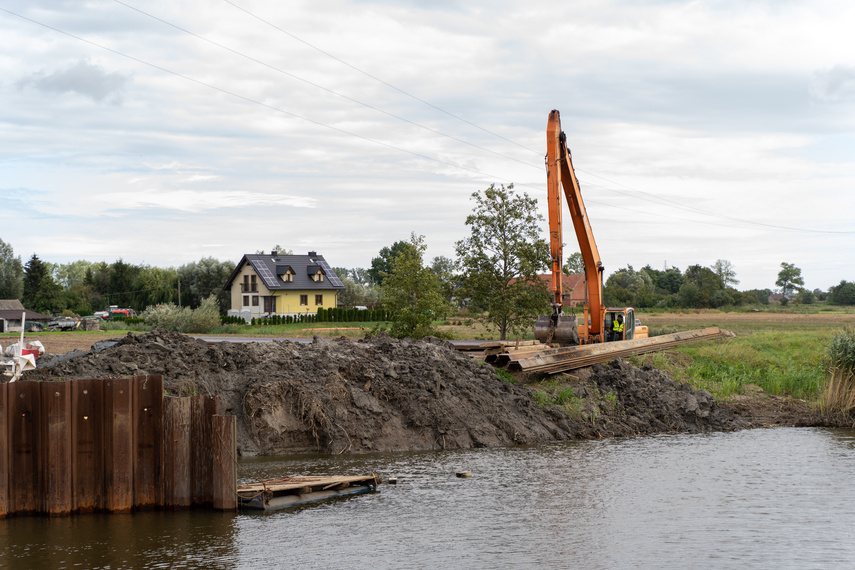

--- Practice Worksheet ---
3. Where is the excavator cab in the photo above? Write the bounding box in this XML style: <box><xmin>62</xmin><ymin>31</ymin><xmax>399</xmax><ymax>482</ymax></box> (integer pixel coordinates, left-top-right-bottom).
<box><xmin>605</xmin><ymin>308</ymin><xmax>636</xmax><ymax>342</ymax></box>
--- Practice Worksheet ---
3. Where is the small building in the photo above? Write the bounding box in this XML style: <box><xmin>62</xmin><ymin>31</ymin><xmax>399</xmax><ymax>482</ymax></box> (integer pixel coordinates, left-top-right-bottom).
<box><xmin>0</xmin><ymin>299</ymin><xmax>52</xmax><ymax>332</ymax></box>
<box><xmin>223</xmin><ymin>251</ymin><xmax>345</xmax><ymax>321</ymax></box>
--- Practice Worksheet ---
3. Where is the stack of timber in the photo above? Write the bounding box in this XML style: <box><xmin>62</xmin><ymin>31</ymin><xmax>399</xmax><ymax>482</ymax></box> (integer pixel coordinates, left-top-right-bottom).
<box><xmin>500</xmin><ymin>327</ymin><xmax>734</xmax><ymax>374</ymax></box>
<box><xmin>237</xmin><ymin>475</ymin><xmax>379</xmax><ymax>511</ymax></box>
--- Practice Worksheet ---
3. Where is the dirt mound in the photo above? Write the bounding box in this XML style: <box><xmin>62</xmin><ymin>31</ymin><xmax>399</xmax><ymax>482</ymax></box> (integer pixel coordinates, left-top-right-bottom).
<box><xmin>27</xmin><ymin>330</ymin><xmax>747</xmax><ymax>455</ymax></box>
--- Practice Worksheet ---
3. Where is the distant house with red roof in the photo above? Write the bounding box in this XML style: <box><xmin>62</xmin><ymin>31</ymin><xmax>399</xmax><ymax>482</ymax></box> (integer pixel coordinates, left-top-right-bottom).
<box><xmin>508</xmin><ymin>273</ymin><xmax>588</xmax><ymax>307</ymax></box>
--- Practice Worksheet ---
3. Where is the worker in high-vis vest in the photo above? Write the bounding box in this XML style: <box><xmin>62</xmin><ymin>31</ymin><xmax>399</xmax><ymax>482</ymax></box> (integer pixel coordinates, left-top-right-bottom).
<box><xmin>612</xmin><ymin>314</ymin><xmax>624</xmax><ymax>340</ymax></box>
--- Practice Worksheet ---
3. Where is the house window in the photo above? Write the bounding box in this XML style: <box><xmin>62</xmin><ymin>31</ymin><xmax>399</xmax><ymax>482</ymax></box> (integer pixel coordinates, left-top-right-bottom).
<box><xmin>315</xmin><ymin>294</ymin><xmax>323</xmax><ymax>306</ymax></box>
<box><xmin>252</xmin><ymin>296</ymin><xmax>259</xmax><ymax>306</ymax></box>
<box><xmin>242</xmin><ymin>295</ymin><xmax>249</xmax><ymax>306</ymax></box>
<box><xmin>282</xmin><ymin>272</ymin><xmax>292</xmax><ymax>282</ymax></box>
<box><xmin>250</xmin><ymin>275</ymin><xmax>257</xmax><ymax>292</ymax></box>
<box><xmin>300</xmin><ymin>295</ymin><xmax>308</xmax><ymax>306</ymax></box>
<box><xmin>264</xmin><ymin>296</ymin><xmax>276</xmax><ymax>313</ymax></box>
<box><xmin>243</xmin><ymin>275</ymin><xmax>249</xmax><ymax>292</ymax></box>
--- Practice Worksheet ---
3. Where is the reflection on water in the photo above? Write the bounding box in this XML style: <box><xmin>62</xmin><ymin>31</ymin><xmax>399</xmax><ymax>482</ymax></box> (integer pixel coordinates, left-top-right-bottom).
<box><xmin>3</xmin><ymin>428</ymin><xmax>855</xmax><ymax>569</ymax></box>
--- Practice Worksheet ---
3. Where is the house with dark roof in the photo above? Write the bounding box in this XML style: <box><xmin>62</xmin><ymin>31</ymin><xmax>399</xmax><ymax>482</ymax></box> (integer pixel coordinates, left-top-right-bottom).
<box><xmin>0</xmin><ymin>299</ymin><xmax>52</xmax><ymax>332</ymax></box>
<box><xmin>223</xmin><ymin>251</ymin><xmax>345</xmax><ymax>320</ymax></box>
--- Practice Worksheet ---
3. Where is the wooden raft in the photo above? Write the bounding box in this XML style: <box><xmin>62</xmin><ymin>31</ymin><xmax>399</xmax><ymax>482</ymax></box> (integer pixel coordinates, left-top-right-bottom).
<box><xmin>237</xmin><ymin>475</ymin><xmax>380</xmax><ymax>511</ymax></box>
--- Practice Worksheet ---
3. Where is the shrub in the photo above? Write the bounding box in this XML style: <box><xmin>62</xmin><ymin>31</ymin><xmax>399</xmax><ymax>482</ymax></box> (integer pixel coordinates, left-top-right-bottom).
<box><xmin>141</xmin><ymin>295</ymin><xmax>221</xmax><ymax>333</ymax></box>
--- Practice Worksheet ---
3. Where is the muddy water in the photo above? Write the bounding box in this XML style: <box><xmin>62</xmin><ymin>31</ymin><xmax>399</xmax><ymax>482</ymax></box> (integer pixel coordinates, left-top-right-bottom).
<box><xmin>2</xmin><ymin>427</ymin><xmax>855</xmax><ymax>569</ymax></box>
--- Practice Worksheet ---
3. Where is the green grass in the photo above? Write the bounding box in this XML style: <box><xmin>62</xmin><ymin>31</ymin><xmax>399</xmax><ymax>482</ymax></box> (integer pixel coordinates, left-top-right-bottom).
<box><xmin>632</xmin><ymin>330</ymin><xmax>832</xmax><ymax>401</ymax></box>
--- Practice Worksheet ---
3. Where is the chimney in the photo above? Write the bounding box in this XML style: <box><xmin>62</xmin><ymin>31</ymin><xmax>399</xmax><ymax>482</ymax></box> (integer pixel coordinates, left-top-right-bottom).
<box><xmin>308</xmin><ymin>251</ymin><xmax>317</xmax><ymax>257</ymax></box>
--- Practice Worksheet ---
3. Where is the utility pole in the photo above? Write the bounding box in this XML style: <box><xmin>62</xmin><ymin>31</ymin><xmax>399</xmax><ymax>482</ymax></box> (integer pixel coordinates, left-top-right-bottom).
<box><xmin>178</xmin><ymin>280</ymin><xmax>181</xmax><ymax>307</ymax></box>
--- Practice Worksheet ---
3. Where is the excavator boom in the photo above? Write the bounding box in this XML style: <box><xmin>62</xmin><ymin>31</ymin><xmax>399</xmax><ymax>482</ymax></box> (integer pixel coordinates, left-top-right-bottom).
<box><xmin>535</xmin><ymin>110</ymin><xmax>606</xmax><ymax>344</ymax></box>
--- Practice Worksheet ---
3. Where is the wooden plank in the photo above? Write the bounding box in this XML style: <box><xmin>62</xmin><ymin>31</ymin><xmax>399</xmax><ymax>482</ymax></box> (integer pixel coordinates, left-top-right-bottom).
<box><xmin>162</xmin><ymin>397</ymin><xmax>192</xmax><ymax>508</ymax></box>
<box><xmin>190</xmin><ymin>395</ymin><xmax>217</xmax><ymax>506</ymax></box>
<box><xmin>237</xmin><ymin>475</ymin><xmax>377</xmax><ymax>494</ymax></box>
<box><xmin>105</xmin><ymin>378</ymin><xmax>134</xmax><ymax>513</ymax></box>
<box><xmin>508</xmin><ymin>327</ymin><xmax>733</xmax><ymax>373</ymax></box>
<box><xmin>7</xmin><ymin>381</ymin><xmax>41</xmax><ymax>515</ymax></box>
<box><xmin>42</xmin><ymin>381</ymin><xmax>72</xmax><ymax>516</ymax></box>
<box><xmin>212</xmin><ymin>415</ymin><xmax>237</xmax><ymax>511</ymax></box>
<box><xmin>133</xmin><ymin>375</ymin><xmax>163</xmax><ymax>509</ymax></box>
<box><xmin>71</xmin><ymin>379</ymin><xmax>105</xmax><ymax>513</ymax></box>
<box><xmin>0</xmin><ymin>382</ymin><xmax>8</xmax><ymax>518</ymax></box>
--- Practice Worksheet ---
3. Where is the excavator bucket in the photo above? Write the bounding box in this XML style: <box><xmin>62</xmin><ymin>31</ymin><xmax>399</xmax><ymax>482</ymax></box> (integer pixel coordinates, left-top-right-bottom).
<box><xmin>534</xmin><ymin>314</ymin><xmax>579</xmax><ymax>346</ymax></box>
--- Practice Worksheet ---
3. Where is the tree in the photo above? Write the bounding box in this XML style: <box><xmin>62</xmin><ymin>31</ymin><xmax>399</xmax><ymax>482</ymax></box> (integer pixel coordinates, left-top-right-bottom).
<box><xmin>829</xmin><ymin>280</ymin><xmax>855</xmax><ymax>305</ymax></box>
<box><xmin>368</xmin><ymin>241</ymin><xmax>416</xmax><ymax>286</ymax></box>
<box><xmin>563</xmin><ymin>252</ymin><xmax>584</xmax><ymax>275</ymax></box>
<box><xmin>678</xmin><ymin>265</ymin><xmax>723</xmax><ymax>308</ymax></box>
<box><xmin>776</xmin><ymin>262</ymin><xmax>804</xmax><ymax>297</ymax></box>
<box><xmin>381</xmin><ymin>234</ymin><xmax>449</xmax><ymax>339</ymax></box>
<box><xmin>712</xmin><ymin>259</ymin><xmax>739</xmax><ymax>288</ymax></box>
<box><xmin>337</xmin><ymin>276</ymin><xmax>367</xmax><ymax>307</ymax></box>
<box><xmin>430</xmin><ymin>255</ymin><xmax>457</xmax><ymax>304</ymax></box>
<box><xmin>22</xmin><ymin>254</ymin><xmax>64</xmax><ymax>313</ymax></box>
<box><xmin>604</xmin><ymin>265</ymin><xmax>654</xmax><ymax>307</ymax></box>
<box><xmin>256</xmin><ymin>245</ymin><xmax>293</xmax><ymax>255</ymax></box>
<box><xmin>0</xmin><ymin>238</ymin><xmax>24</xmax><ymax>300</ymax></box>
<box><xmin>176</xmin><ymin>257</ymin><xmax>236</xmax><ymax>312</ymax></box>
<box><xmin>455</xmin><ymin>183</ymin><xmax>551</xmax><ymax>340</ymax></box>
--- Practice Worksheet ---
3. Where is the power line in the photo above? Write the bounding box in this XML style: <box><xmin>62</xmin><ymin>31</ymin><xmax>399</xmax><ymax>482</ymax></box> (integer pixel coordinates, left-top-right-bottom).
<box><xmin>221</xmin><ymin>0</ymin><xmax>542</xmax><ymax>156</ymax></box>
<box><xmin>113</xmin><ymin>0</ymin><xmax>541</xmax><ymax>172</ymax></box>
<box><xmin>1</xmin><ymin>6</ymin><xmax>520</xmax><ymax>188</ymax></box>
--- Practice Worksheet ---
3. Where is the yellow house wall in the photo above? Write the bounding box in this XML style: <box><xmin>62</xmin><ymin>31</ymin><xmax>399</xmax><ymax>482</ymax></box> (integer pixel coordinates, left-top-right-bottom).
<box><xmin>274</xmin><ymin>290</ymin><xmax>337</xmax><ymax>315</ymax></box>
<box><xmin>230</xmin><ymin>263</ymin><xmax>338</xmax><ymax>316</ymax></box>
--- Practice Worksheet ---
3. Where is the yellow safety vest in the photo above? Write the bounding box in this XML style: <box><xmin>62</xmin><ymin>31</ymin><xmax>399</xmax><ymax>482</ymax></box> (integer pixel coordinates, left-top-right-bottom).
<box><xmin>613</xmin><ymin>320</ymin><xmax>624</xmax><ymax>333</ymax></box>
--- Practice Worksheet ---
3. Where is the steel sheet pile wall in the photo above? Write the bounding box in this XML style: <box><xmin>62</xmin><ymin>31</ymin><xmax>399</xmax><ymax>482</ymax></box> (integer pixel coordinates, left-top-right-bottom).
<box><xmin>0</xmin><ymin>375</ymin><xmax>234</xmax><ymax>517</ymax></box>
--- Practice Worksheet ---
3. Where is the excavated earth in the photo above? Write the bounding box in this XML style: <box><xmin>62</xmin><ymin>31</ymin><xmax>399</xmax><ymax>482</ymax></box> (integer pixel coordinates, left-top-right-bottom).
<box><xmin>23</xmin><ymin>330</ymin><xmax>821</xmax><ymax>456</ymax></box>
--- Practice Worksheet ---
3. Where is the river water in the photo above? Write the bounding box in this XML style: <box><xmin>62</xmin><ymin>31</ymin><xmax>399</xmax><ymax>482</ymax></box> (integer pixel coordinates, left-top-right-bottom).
<box><xmin>2</xmin><ymin>427</ymin><xmax>855</xmax><ymax>569</ymax></box>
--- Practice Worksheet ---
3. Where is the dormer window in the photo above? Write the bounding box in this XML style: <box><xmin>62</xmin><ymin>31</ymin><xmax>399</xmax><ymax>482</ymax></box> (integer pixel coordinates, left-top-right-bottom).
<box><xmin>277</xmin><ymin>265</ymin><xmax>295</xmax><ymax>283</ymax></box>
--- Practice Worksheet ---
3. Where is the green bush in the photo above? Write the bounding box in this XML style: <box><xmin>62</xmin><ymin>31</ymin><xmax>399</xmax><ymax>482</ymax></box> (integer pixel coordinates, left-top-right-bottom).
<box><xmin>141</xmin><ymin>295</ymin><xmax>221</xmax><ymax>333</ymax></box>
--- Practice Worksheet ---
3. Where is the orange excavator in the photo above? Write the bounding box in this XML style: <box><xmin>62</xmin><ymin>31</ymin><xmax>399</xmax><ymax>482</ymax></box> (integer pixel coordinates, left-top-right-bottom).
<box><xmin>534</xmin><ymin>110</ymin><xmax>648</xmax><ymax>346</ymax></box>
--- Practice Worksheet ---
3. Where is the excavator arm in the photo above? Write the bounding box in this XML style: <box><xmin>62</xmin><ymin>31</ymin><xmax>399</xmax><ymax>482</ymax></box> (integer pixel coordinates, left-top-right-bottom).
<box><xmin>536</xmin><ymin>110</ymin><xmax>605</xmax><ymax>344</ymax></box>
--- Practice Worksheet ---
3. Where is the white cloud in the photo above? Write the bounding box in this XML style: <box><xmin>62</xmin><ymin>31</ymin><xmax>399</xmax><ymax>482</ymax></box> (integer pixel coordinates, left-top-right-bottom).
<box><xmin>1</xmin><ymin>0</ymin><xmax>855</xmax><ymax>291</ymax></box>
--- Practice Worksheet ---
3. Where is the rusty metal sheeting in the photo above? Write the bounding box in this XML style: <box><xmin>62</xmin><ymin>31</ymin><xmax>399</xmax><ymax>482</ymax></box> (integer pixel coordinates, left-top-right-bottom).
<box><xmin>507</xmin><ymin>327</ymin><xmax>735</xmax><ymax>374</ymax></box>
<box><xmin>212</xmin><ymin>415</ymin><xmax>237</xmax><ymax>511</ymax></box>
<box><xmin>0</xmin><ymin>377</ymin><xmax>225</xmax><ymax>517</ymax></box>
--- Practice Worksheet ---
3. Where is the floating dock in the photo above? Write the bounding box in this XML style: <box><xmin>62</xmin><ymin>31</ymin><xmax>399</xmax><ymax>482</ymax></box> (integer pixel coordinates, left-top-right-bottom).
<box><xmin>237</xmin><ymin>475</ymin><xmax>379</xmax><ymax>511</ymax></box>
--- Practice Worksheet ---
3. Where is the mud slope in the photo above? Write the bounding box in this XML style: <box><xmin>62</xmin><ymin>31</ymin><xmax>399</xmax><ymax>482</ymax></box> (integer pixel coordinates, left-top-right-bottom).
<box><xmin>27</xmin><ymin>330</ymin><xmax>746</xmax><ymax>455</ymax></box>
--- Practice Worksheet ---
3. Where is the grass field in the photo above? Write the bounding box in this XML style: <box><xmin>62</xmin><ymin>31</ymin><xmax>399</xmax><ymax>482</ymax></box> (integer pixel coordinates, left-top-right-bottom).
<box><xmin>631</xmin><ymin>310</ymin><xmax>855</xmax><ymax>402</ymax></box>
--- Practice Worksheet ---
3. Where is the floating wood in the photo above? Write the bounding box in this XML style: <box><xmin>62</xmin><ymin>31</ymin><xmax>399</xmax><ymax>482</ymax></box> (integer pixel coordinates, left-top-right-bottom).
<box><xmin>237</xmin><ymin>475</ymin><xmax>379</xmax><ymax>511</ymax></box>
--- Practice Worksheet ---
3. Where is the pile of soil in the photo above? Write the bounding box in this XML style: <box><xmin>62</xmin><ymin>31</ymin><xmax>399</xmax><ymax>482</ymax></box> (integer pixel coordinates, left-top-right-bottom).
<box><xmin>27</xmin><ymin>330</ymin><xmax>756</xmax><ymax>456</ymax></box>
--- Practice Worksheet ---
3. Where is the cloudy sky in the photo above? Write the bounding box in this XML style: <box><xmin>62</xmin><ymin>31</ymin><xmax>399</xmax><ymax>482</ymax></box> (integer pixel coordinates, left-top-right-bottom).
<box><xmin>2</xmin><ymin>0</ymin><xmax>854</xmax><ymax>291</ymax></box>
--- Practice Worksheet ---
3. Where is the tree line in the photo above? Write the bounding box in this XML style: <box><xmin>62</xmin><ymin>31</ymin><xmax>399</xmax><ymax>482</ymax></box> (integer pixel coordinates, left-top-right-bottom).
<box><xmin>0</xmin><ymin>239</ymin><xmax>234</xmax><ymax>317</ymax></box>
<box><xmin>2</xmin><ymin>182</ymin><xmax>852</xmax><ymax>337</ymax></box>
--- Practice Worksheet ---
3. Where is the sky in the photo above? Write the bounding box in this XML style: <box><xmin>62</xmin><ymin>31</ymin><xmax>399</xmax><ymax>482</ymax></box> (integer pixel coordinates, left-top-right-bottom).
<box><xmin>2</xmin><ymin>0</ymin><xmax>854</xmax><ymax>292</ymax></box>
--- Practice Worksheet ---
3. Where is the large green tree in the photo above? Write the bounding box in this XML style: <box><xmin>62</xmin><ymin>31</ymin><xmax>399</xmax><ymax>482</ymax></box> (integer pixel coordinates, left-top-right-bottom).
<box><xmin>0</xmin><ymin>238</ymin><xmax>24</xmax><ymax>300</ymax></box>
<box><xmin>368</xmin><ymin>241</ymin><xmax>417</xmax><ymax>286</ymax></box>
<box><xmin>678</xmin><ymin>265</ymin><xmax>724</xmax><ymax>308</ymax></box>
<box><xmin>176</xmin><ymin>257</ymin><xmax>236</xmax><ymax>312</ymax></box>
<box><xmin>455</xmin><ymin>183</ymin><xmax>550</xmax><ymax>340</ymax></box>
<box><xmin>22</xmin><ymin>254</ymin><xmax>64</xmax><ymax>313</ymax></box>
<box><xmin>381</xmin><ymin>234</ymin><xmax>449</xmax><ymax>339</ymax></box>
<box><xmin>712</xmin><ymin>259</ymin><xmax>740</xmax><ymax>288</ymax></box>
<box><xmin>776</xmin><ymin>262</ymin><xmax>804</xmax><ymax>296</ymax></box>
<box><xmin>829</xmin><ymin>280</ymin><xmax>855</xmax><ymax>305</ymax></box>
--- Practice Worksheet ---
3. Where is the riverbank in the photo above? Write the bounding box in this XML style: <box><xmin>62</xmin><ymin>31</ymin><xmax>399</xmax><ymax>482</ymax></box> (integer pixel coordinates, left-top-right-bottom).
<box><xmin>22</xmin><ymin>330</ymin><xmax>841</xmax><ymax>455</ymax></box>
